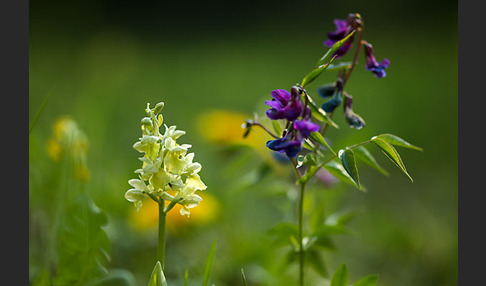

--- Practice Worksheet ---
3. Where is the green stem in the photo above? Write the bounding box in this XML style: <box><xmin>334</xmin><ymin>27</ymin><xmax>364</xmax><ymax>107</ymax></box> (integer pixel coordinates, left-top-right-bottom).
<box><xmin>157</xmin><ymin>200</ymin><xmax>167</xmax><ymax>269</ymax></box>
<box><xmin>298</xmin><ymin>181</ymin><xmax>307</xmax><ymax>286</ymax></box>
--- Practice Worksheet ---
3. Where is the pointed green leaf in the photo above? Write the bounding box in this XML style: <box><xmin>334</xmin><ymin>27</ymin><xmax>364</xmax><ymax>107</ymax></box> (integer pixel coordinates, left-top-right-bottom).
<box><xmin>353</xmin><ymin>146</ymin><xmax>389</xmax><ymax>176</ymax></box>
<box><xmin>373</xmin><ymin>134</ymin><xmax>423</xmax><ymax>151</ymax></box>
<box><xmin>326</xmin><ymin>62</ymin><xmax>352</xmax><ymax>71</ymax></box>
<box><xmin>302</xmin><ymin>153</ymin><xmax>318</xmax><ymax>167</ymax></box>
<box><xmin>302</xmin><ymin>57</ymin><xmax>336</xmax><ymax>87</ymax></box>
<box><xmin>316</xmin><ymin>30</ymin><xmax>356</xmax><ymax>66</ymax></box>
<box><xmin>330</xmin><ymin>264</ymin><xmax>349</xmax><ymax>286</ymax></box>
<box><xmin>324</xmin><ymin>160</ymin><xmax>366</xmax><ymax>191</ymax></box>
<box><xmin>353</xmin><ymin>275</ymin><xmax>379</xmax><ymax>286</ymax></box>
<box><xmin>338</xmin><ymin>149</ymin><xmax>360</xmax><ymax>188</ymax></box>
<box><xmin>202</xmin><ymin>240</ymin><xmax>217</xmax><ymax>286</ymax></box>
<box><xmin>147</xmin><ymin>262</ymin><xmax>167</xmax><ymax>286</ymax></box>
<box><xmin>241</xmin><ymin>269</ymin><xmax>248</xmax><ymax>286</ymax></box>
<box><xmin>307</xmin><ymin>249</ymin><xmax>328</xmax><ymax>278</ymax></box>
<box><xmin>310</xmin><ymin>132</ymin><xmax>336</xmax><ymax>155</ymax></box>
<box><xmin>371</xmin><ymin>137</ymin><xmax>413</xmax><ymax>181</ymax></box>
<box><xmin>306</xmin><ymin>95</ymin><xmax>339</xmax><ymax>128</ymax></box>
<box><xmin>52</xmin><ymin>194</ymin><xmax>110</xmax><ymax>286</ymax></box>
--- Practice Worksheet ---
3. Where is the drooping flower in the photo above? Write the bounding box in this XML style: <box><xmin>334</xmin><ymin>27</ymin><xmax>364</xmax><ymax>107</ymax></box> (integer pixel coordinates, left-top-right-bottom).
<box><xmin>324</xmin><ymin>14</ymin><xmax>361</xmax><ymax>58</ymax></box>
<box><xmin>321</xmin><ymin>79</ymin><xmax>344</xmax><ymax>113</ymax></box>
<box><xmin>343</xmin><ymin>93</ymin><xmax>366</xmax><ymax>129</ymax></box>
<box><xmin>363</xmin><ymin>41</ymin><xmax>390</xmax><ymax>78</ymax></box>
<box><xmin>265</xmin><ymin>88</ymin><xmax>303</xmax><ymax>121</ymax></box>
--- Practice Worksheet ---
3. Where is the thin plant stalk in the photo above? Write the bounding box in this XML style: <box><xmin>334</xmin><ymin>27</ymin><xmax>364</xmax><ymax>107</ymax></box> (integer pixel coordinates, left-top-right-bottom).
<box><xmin>297</xmin><ymin>181</ymin><xmax>307</xmax><ymax>286</ymax></box>
<box><xmin>157</xmin><ymin>200</ymin><xmax>167</xmax><ymax>270</ymax></box>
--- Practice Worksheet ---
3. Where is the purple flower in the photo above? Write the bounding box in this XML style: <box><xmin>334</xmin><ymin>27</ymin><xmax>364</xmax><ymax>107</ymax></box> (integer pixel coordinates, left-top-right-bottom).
<box><xmin>323</xmin><ymin>14</ymin><xmax>360</xmax><ymax>58</ymax></box>
<box><xmin>266</xmin><ymin>135</ymin><xmax>302</xmax><ymax>158</ymax></box>
<box><xmin>294</xmin><ymin>120</ymin><xmax>320</xmax><ymax>139</ymax></box>
<box><xmin>265</xmin><ymin>88</ymin><xmax>303</xmax><ymax>121</ymax></box>
<box><xmin>293</xmin><ymin>107</ymin><xmax>320</xmax><ymax>138</ymax></box>
<box><xmin>363</xmin><ymin>42</ymin><xmax>390</xmax><ymax>78</ymax></box>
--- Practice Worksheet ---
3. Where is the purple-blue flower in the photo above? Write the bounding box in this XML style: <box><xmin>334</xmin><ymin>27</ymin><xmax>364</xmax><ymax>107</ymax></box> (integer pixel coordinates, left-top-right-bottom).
<box><xmin>266</xmin><ymin>135</ymin><xmax>302</xmax><ymax>158</ymax></box>
<box><xmin>323</xmin><ymin>14</ymin><xmax>360</xmax><ymax>58</ymax></box>
<box><xmin>265</xmin><ymin>88</ymin><xmax>303</xmax><ymax>121</ymax></box>
<box><xmin>321</xmin><ymin>79</ymin><xmax>343</xmax><ymax>113</ymax></box>
<box><xmin>363</xmin><ymin>42</ymin><xmax>390</xmax><ymax>78</ymax></box>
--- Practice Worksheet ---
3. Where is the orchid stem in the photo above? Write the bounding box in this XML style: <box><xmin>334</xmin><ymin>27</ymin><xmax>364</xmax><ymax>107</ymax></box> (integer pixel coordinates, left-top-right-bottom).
<box><xmin>157</xmin><ymin>200</ymin><xmax>167</xmax><ymax>270</ymax></box>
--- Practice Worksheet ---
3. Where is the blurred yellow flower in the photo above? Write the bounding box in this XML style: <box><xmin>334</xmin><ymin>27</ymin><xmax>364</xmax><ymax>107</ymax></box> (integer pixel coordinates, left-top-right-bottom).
<box><xmin>46</xmin><ymin>116</ymin><xmax>90</xmax><ymax>182</ymax></box>
<box><xmin>128</xmin><ymin>192</ymin><xmax>220</xmax><ymax>234</ymax></box>
<box><xmin>196</xmin><ymin>110</ymin><xmax>286</xmax><ymax>172</ymax></box>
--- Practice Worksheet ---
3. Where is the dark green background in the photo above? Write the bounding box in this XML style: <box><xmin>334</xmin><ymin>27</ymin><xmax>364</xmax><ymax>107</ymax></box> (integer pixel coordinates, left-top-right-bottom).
<box><xmin>29</xmin><ymin>0</ymin><xmax>457</xmax><ymax>285</ymax></box>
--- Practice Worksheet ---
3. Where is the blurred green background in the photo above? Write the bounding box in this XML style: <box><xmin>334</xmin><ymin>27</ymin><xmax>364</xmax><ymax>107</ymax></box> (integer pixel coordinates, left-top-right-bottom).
<box><xmin>29</xmin><ymin>0</ymin><xmax>457</xmax><ymax>285</ymax></box>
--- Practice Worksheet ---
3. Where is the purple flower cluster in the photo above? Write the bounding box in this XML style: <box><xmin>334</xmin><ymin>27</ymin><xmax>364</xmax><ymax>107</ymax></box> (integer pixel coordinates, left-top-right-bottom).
<box><xmin>265</xmin><ymin>87</ymin><xmax>320</xmax><ymax>158</ymax></box>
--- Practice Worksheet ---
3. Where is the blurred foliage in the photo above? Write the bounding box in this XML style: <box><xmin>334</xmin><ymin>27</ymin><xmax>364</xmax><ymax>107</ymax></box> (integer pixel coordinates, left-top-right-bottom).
<box><xmin>29</xmin><ymin>0</ymin><xmax>457</xmax><ymax>285</ymax></box>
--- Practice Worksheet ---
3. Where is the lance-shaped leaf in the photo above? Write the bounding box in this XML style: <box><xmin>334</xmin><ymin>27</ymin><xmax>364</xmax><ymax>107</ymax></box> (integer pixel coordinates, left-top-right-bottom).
<box><xmin>307</xmin><ymin>248</ymin><xmax>328</xmax><ymax>278</ymax></box>
<box><xmin>324</xmin><ymin>160</ymin><xmax>366</xmax><ymax>192</ymax></box>
<box><xmin>353</xmin><ymin>275</ymin><xmax>379</xmax><ymax>286</ymax></box>
<box><xmin>301</xmin><ymin>56</ymin><xmax>337</xmax><ymax>88</ymax></box>
<box><xmin>306</xmin><ymin>94</ymin><xmax>339</xmax><ymax>128</ymax></box>
<box><xmin>202</xmin><ymin>240</ymin><xmax>217</xmax><ymax>286</ymax></box>
<box><xmin>371</xmin><ymin>137</ymin><xmax>413</xmax><ymax>181</ymax></box>
<box><xmin>326</xmin><ymin>62</ymin><xmax>352</xmax><ymax>72</ymax></box>
<box><xmin>353</xmin><ymin>146</ymin><xmax>389</xmax><ymax>176</ymax></box>
<box><xmin>372</xmin><ymin>134</ymin><xmax>423</xmax><ymax>151</ymax></box>
<box><xmin>241</xmin><ymin>268</ymin><xmax>248</xmax><ymax>286</ymax></box>
<box><xmin>316</xmin><ymin>30</ymin><xmax>356</xmax><ymax>66</ymax></box>
<box><xmin>330</xmin><ymin>263</ymin><xmax>349</xmax><ymax>286</ymax></box>
<box><xmin>310</xmin><ymin>132</ymin><xmax>336</xmax><ymax>155</ymax></box>
<box><xmin>52</xmin><ymin>193</ymin><xmax>110</xmax><ymax>286</ymax></box>
<box><xmin>147</xmin><ymin>262</ymin><xmax>167</xmax><ymax>286</ymax></box>
<box><xmin>338</xmin><ymin>149</ymin><xmax>360</xmax><ymax>188</ymax></box>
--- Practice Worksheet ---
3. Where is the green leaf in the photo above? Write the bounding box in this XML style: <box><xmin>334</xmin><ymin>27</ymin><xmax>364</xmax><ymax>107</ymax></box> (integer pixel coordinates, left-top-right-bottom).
<box><xmin>371</xmin><ymin>137</ymin><xmax>413</xmax><ymax>182</ymax></box>
<box><xmin>29</xmin><ymin>89</ymin><xmax>53</xmax><ymax>135</ymax></box>
<box><xmin>307</xmin><ymin>249</ymin><xmax>328</xmax><ymax>278</ymax></box>
<box><xmin>52</xmin><ymin>193</ymin><xmax>110</xmax><ymax>286</ymax></box>
<box><xmin>310</xmin><ymin>132</ymin><xmax>336</xmax><ymax>155</ymax></box>
<box><xmin>316</xmin><ymin>30</ymin><xmax>356</xmax><ymax>66</ymax></box>
<box><xmin>306</xmin><ymin>95</ymin><xmax>339</xmax><ymax>128</ymax></box>
<box><xmin>302</xmin><ymin>153</ymin><xmax>318</xmax><ymax>167</ymax></box>
<box><xmin>268</xmin><ymin>222</ymin><xmax>298</xmax><ymax>247</ymax></box>
<box><xmin>338</xmin><ymin>149</ymin><xmax>360</xmax><ymax>188</ymax></box>
<box><xmin>302</xmin><ymin>57</ymin><xmax>336</xmax><ymax>87</ymax></box>
<box><xmin>353</xmin><ymin>146</ymin><xmax>389</xmax><ymax>176</ymax></box>
<box><xmin>372</xmin><ymin>134</ymin><xmax>423</xmax><ymax>151</ymax></box>
<box><xmin>326</xmin><ymin>62</ymin><xmax>352</xmax><ymax>71</ymax></box>
<box><xmin>241</xmin><ymin>268</ymin><xmax>248</xmax><ymax>286</ymax></box>
<box><xmin>147</xmin><ymin>262</ymin><xmax>168</xmax><ymax>286</ymax></box>
<box><xmin>202</xmin><ymin>240</ymin><xmax>217</xmax><ymax>286</ymax></box>
<box><xmin>325</xmin><ymin>210</ymin><xmax>360</xmax><ymax>226</ymax></box>
<box><xmin>330</xmin><ymin>263</ymin><xmax>349</xmax><ymax>286</ymax></box>
<box><xmin>324</xmin><ymin>160</ymin><xmax>366</xmax><ymax>191</ymax></box>
<box><xmin>353</xmin><ymin>275</ymin><xmax>379</xmax><ymax>286</ymax></box>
